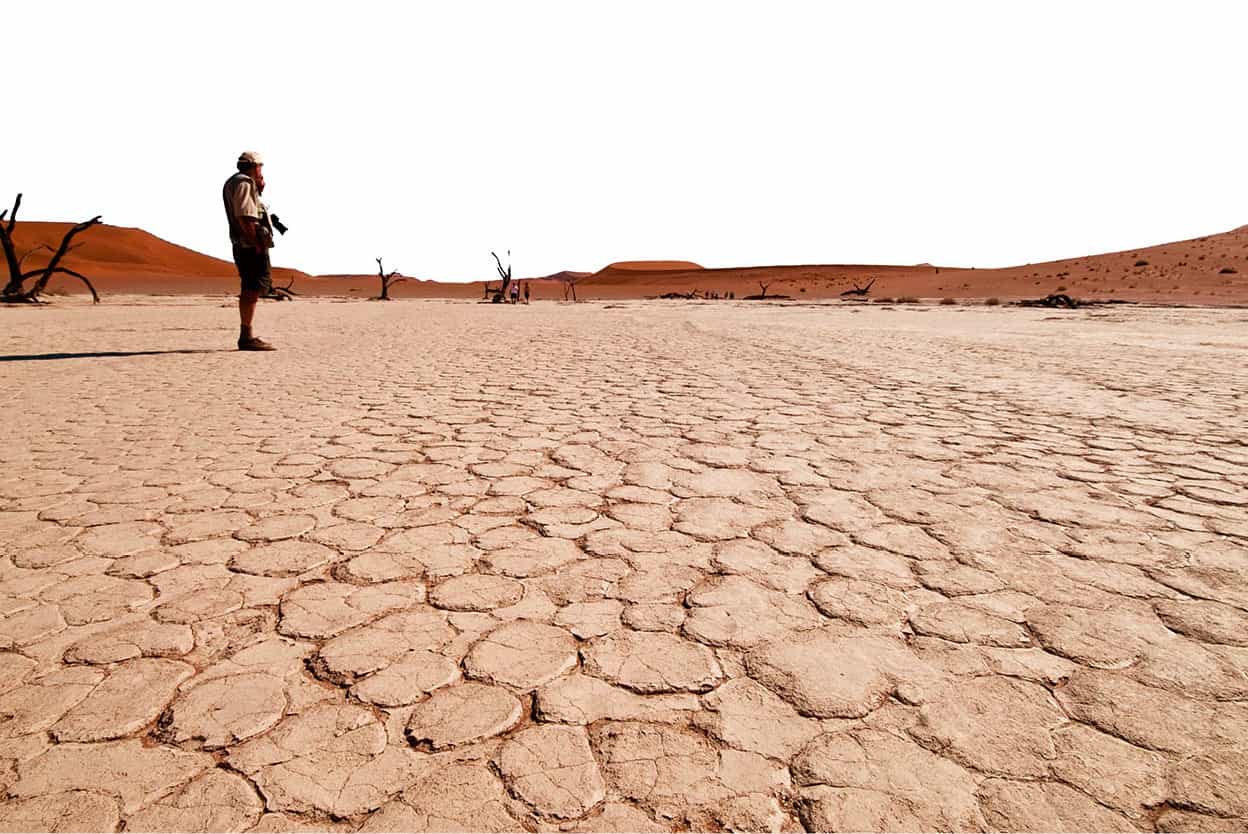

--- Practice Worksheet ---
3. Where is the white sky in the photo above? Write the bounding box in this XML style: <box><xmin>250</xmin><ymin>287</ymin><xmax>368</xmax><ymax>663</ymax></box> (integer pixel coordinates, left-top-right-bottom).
<box><xmin>8</xmin><ymin>1</ymin><xmax>1245</xmax><ymax>281</ymax></box>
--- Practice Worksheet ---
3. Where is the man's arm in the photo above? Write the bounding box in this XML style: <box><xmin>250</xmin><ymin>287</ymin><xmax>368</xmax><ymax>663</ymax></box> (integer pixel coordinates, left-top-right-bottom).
<box><xmin>237</xmin><ymin>216</ymin><xmax>261</xmax><ymax>248</ymax></box>
<box><xmin>228</xmin><ymin>179</ymin><xmax>266</xmax><ymax>250</ymax></box>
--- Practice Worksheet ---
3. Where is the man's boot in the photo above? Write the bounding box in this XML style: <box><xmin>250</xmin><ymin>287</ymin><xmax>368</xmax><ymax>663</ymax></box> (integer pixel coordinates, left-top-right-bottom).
<box><xmin>238</xmin><ymin>328</ymin><xmax>276</xmax><ymax>351</ymax></box>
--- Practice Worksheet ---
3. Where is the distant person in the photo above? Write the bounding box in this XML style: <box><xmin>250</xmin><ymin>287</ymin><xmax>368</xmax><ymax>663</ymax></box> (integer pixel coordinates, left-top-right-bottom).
<box><xmin>523</xmin><ymin>281</ymin><xmax>531</xmax><ymax>304</ymax></box>
<box><xmin>223</xmin><ymin>151</ymin><xmax>276</xmax><ymax>350</ymax></box>
<box><xmin>510</xmin><ymin>281</ymin><xmax>520</xmax><ymax>304</ymax></box>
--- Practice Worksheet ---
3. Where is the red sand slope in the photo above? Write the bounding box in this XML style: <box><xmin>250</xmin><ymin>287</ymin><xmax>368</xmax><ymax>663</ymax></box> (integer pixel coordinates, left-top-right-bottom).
<box><xmin>9</xmin><ymin>221</ymin><xmax>1248</xmax><ymax>304</ymax></box>
<box><xmin>9</xmin><ymin>222</ymin><xmax>307</xmax><ymax>294</ymax></box>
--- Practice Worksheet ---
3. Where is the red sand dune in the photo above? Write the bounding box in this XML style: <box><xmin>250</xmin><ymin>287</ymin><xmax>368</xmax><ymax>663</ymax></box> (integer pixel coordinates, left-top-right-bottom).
<box><xmin>530</xmin><ymin>270</ymin><xmax>592</xmax><ymax>283</ymax></box>
<box><xmin>10</xmin><ymin>221</ymin><xmax>1248</xmax><ymax>304</ymax></box>
<box><xmin>9</xmin><ymin>222</ymin><xmax>308</xmax><ymax>294</ymax></box>
<box><xmin>601</xmin><ymin>260</ymin><xmax>705</xmax><ymax>271</ymax></box>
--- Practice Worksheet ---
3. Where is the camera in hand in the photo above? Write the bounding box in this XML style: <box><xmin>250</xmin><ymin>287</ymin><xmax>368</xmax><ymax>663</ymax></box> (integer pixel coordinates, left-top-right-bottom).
<box><xmin>271</xmin><ymin>214</ymin><xmax>289</xmax><ymax>235</ymax></box>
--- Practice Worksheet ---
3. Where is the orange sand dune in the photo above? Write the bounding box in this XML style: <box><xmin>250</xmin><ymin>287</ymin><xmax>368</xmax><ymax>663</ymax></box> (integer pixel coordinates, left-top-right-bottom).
<box><xmin>10</xmin><ymin>220</ymin><xmax>1248</xmax><ymax>304</ymax></box>
<box><xmin>10</xmin><ymin>222</ymin><xmax>307</xmax><ymax>293</ymax></box>
<box><xmin>601</xmin><ymin>260</ymin><xmax>705</xmax><ymax>271</ymax></box>
<box><xmin>571</xmin><ymin>227</ymin><xmax>1248</xmax><ymax>304</ymax></box>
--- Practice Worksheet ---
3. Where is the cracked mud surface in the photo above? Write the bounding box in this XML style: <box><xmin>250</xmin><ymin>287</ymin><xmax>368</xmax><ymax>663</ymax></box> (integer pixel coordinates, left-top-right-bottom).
<box><xmin>0</xmin><ymin>297</ymin><xmax>1246</xmax><ymax>831</ymax></box>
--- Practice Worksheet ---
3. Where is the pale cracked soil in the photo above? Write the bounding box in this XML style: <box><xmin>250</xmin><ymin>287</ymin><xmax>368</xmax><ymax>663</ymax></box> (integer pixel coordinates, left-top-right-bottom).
<box><xmin>0</xmin><ymin>296</ymin><xmax>1246</xmax><ymax>832</ymax></box>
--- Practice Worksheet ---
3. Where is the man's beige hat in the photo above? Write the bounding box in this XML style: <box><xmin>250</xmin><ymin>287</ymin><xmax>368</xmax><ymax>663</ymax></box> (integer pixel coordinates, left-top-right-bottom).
<box><xmin>237</xmin><ymin>150</ymin><xmax>264</xmax><ymax>166</ymax></box>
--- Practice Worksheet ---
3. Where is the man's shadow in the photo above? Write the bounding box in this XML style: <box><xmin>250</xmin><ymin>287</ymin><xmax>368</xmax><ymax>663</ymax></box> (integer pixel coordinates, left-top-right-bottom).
<box><xmin>0</xmin><ymin>349</ymin><xmax>233</xmax><ymax>362</ymax></box>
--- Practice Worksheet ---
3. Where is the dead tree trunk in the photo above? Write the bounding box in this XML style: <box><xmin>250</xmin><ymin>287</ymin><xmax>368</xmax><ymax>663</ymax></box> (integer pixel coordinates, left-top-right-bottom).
<box><xmin>1</xmin><ymin>193</ymin><xmax>102</xmax><ymax>303</ymax></box>
<box><xmin>491</xmin><ymin>250</ymin><xmax>511</xmax><ymax>303</ymax></box>
<box><xmin>375</xmin><ymin>257</ymin><xmax>405</xmax><ymax>300</ymax></box>
<box><xmin>841</xmin><ymin>278</ymin><xmax>876</xmax><ymax>297</ymax></box>
<box><xmin>757</xmin><ymin>282</ymin><xmax>770</xmax><ymax>300</ymax></box>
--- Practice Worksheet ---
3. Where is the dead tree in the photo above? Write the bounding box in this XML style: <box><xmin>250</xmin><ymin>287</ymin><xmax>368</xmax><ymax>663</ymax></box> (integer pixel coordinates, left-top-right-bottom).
<box><xmin>561</xmin><ymin>275</ymin><xmax>582</xmax><ymax>302</ymax></box>
<box><xmin>266</xmin><ymin>277</ymin><xmax>297</xmax><ymax>301</ymax></box>
<box><xmin>743</xmin><ymin>281</ymin><xmax>790</xmax><ymax>301</ymax></box>
<box><xmin>841</xmin><ymin>278</ymin><xmax>876</xmax><ymax>297</ymax></box>
<box><xmin>374</xmin><ymin>257</ymin><xmax>405</xmax><ymax>300</ymax></box>
<box><xmin>1019</xmin><ymin>293</ymin><xmax>1079</xmax><ymax>309</ymax></box>
<box><xmin>1</xmin><ymin>193</ymin><xmax>102</xmax><ymax>303</ymax></box>
<box><xmin>490</xmin><ymin>250</ymin><xmax>511</xmax><ymax>302</ymax></box>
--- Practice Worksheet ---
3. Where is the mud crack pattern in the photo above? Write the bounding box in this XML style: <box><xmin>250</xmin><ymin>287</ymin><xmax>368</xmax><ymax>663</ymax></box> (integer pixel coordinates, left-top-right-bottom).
<box><xmin>0</xmin><ymin>297</ymin><xmax>1246</xmax><ymax>831</ymax></box>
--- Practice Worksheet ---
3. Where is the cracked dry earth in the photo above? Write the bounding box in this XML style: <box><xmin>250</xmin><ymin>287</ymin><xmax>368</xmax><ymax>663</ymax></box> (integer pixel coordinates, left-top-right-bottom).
<box><xmin>1</xmin><ymin>297</ymin><xmax>1246</xmax><ymax>833</ymax></box>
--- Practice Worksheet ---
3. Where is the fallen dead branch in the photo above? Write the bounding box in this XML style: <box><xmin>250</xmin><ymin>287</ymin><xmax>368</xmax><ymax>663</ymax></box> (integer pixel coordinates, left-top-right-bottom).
<box><xmin>841</xmin><ymin>278</ymin><xmax>876</xmax><ymax>297</ymax></box>
<box><xmin>1018</xmin><ymin>293</ymin><xmax>1079</xmax><ymax>309</ymax></box>
<box><xmin>266</xmin><ymin>277</ymin><xmax>297</xmax><ymax>301</ymax></box>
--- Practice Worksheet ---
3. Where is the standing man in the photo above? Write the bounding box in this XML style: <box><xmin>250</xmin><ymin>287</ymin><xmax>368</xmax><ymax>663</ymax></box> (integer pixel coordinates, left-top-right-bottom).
<box><xmin>223</xmin><ymin>151</ymin><xmax>276</xmax><ymax>350</ymax></box>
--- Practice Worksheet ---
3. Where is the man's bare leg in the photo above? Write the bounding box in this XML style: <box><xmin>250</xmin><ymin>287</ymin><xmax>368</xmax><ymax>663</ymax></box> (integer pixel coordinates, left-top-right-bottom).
<box><xmin>239</xmin><ymin>289</ymin><xmax>259</xmax><ymax>341</ymax></box>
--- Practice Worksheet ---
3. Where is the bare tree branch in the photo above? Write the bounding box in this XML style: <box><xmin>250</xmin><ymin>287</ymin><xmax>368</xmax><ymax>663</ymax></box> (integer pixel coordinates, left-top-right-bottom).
<box><xmin>17</xmin><ymin>244</ymin><xmax>52</xmax><ymax>271</ymax></box>
<box><xmin>21</xmin><ymin>216</ymin><xmax>102</xmax><ymax>300</ymax></box>
<box><xmin>6</xmin><ymin>193</ymin><xmax>20</xmax><ymax>233</ymax></box>
<box><xmin>266</xmin><ymin>276</ymin><xmax>298</xmax><ymax>301</ymax></box>
<box><xmin>3</xmin><ymin>196</ymin><xmax>102</xmax><ymax>303</ymax></box>
<box><xmin>841</xmin><ymin>277</ymin><xmax>876</xmax><ymax>297</ymax></box>
<box><xmin>0</xmin><ymin>196</ymin><xmax>22</xmax><ymax>292</ymax></box>
<box><xmin>42</xmin><ymin>267</ymin><xmax>99</xmax><ymax>303</ymax></box>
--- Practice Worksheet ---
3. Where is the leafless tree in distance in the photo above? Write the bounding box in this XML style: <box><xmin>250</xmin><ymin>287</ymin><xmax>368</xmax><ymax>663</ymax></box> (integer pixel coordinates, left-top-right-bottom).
<box><xmin>374</xmin><ymin>257</ymin><xmax>405</xmax><ymax>300</ymax></box>
<box><xmin>1</xmin><ymin>193</ymin><xmax>102</xmax><ymax>303</ymax></box>
<box><xmin>486</xmin><ymin>250</ymin><xmax>511</xmax><ymax>303</ymax></box>
<box><xmin>266</xmin><ymin>277</ymin><xmax>297</xmax><ymax>301</ymax></box>
<box><xmin>841</xmin><ymin>278</ymin><xmax>876</xmax><ymax>297</ymax></box>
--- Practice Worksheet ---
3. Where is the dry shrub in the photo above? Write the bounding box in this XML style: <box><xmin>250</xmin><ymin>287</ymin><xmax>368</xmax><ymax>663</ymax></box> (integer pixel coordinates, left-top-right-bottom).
<box><xmin>940</xmin><ymin>297</ymin><xmax>957</xmax><ymax>305</ymax></box>
<box><xmin>896</xmin><ymin>296</ymin><xmax>919</xmax><ymax>304</ymax></box>
<box><xmin>985</xmin><ymin>297</ymin><xmax>1001</xmax><ymax>306</ymax></box>
<box><xmin>873</xmin><ymin>297</ymin><xmax>895</xmax><ymax>303</ymax></box>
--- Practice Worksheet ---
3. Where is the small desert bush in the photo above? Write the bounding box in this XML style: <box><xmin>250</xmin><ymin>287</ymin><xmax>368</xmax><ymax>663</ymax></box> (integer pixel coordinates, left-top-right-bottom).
<box><xmin>896</xmin><ymin>296</ymin><xmax>919</xmax><ymax>304</ymax></box>
<box><xmin>1134</xmin><ymin>260</ymin><xmax>1149</xmax><ymax>267</ymax></box>
<box><xmin>1220</xmin><ymin>267</ymin><xmax>1237</xmax><ymax>274</ymax></box>
<box><xmin>985</xmin><ymin>297</ymin><xmax>1001</xmax><ymax>306</ymax></box>
<box><xmin>940</xmin><ymin>297</ymin><xmax>957</xmax><ymax>305</ymax></box>
<box><xmin>1056</xmin><ymin>285</ymin><xmax>1067</xmax><ymax>291</ymax></box>
<box><xmin>873</xmin><ymin>297</ymin><xmax>895</xmax><ymax>304</ymax></box>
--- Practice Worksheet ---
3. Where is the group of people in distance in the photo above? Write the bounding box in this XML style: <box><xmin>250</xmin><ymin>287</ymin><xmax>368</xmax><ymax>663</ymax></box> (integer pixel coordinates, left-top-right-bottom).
<box><xmin>508</xmin><ymin>281</ymin><xmax>531</xmax><ymax>304</ymax></box>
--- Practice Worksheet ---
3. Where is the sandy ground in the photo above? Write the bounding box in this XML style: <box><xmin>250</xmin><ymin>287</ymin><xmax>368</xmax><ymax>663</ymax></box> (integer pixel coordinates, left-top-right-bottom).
<box><xmin>1</xmin><ymin>297</ymin><xmax>1246</xmax><ymax>832</ymax></box>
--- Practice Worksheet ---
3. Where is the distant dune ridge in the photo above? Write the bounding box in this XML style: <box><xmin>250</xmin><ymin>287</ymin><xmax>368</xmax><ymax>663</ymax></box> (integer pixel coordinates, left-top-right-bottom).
<box><xmin>10</xmin><ymin>220</ymin><xmax>1248</xmax><ymax>304</ymax></box>
<box><xmin>600</xmin><ymin>260</ymin><xmax>705</xmax><ymax>271</ymax></box>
